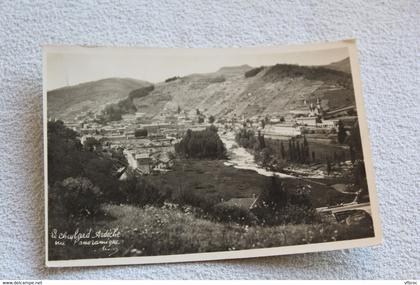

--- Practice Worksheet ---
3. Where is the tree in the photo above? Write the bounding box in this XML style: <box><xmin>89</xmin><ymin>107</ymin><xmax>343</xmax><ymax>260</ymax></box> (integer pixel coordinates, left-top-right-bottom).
<box><xmin>337</xmin><ymin>120</ymin><xmax>346</xmax><ymax>144</ymax></box>
<box><xmin>208</xmin><ymin>115</ymin><xmax>215</xmax><ymax>124</ymax></box>
<box><xmin>302</xmin><ymin>136</ymin><xmax>309</xmax><ymax>163</ymax></box>
<box><xmin>235</xmin><ymin>128</ymin><xmax>257</xmax><ymax>149</ymax></box>
<box><xmin>135</xmin><ymin>128</ymin><xmax>148</xmax><ymax>138</ymax></box>
<box><xmin>83</xmin><ymin>137</ymin><xmax>101</xmax><ymax>151</ymax></box>
<box><xmin>84</xmin><ymin>157</ymin><xmax>118</xmax><ymax>200</ymax></box>
<box><xmin>167</xmin><ymin>151</ymin><xmax>176</xmax><ymax>161</ymax></box>
<box><xmin>257</xmin><ymin>130</ymin><xmax>266</xmax><ymax>149</ymax></box>
<box><xmin>119</xmin><ymin>174</ymin><xmax>163</xmax><ymax>206</ymax></box>
<box><xmin>353</xmin><ymin>159</ymin><xmax>368</xmax><ymax>201</ymax></box>
<box><xmin>291</xmin><ymin>139</ymin><xmax>297</xmax><ymax>161</ymax></box>
<box><xmin>350</xmin><ymin>145</ymin><xmax>356</xmax><ymax>163</ymax></box>
<box><xmin>128</xmin><ymin>85</ymin><xmax>155</xmax><ymax>100</ymax></box>
<box><xmin>165</xmin><ymin>76</ymin><xmax>180</xmax><ymax>83</ymax></box>
<box><xmin>296</xmin><ymin>142</ymin><xmax>301</xmax><ymax>162</ymax></box>
<box><xmin>49</xmin><ymin>177</ymin><xmax>102</xmax><ymax>217</ymax></box>
<box><xmin>207</xmin><ymin>124</ymin><xmax>218</xmax><ymax>133</ymax></box>
<box><xmin>262</xmin><ymin>175</ymin><xmax>288</xmax><ymax>210</ymax></box>
<box><xmin>280</xmin><ymin>141</ymin><xmax>285</xmax><ymax>159</ymax></box>
<box><xmin>48</xmin><ymin>120</ymin><xmax>84</xmax><ymax>184</ymax></box>
<box><xmin>255</xmin><ymin>147</ymin><xmax>272</xmax><ymax>167</ymax></box>
<box><xmin>288</xmin><ymin>139</ymin><xmax>293</xmax><ymax>161</ymax></box>
<box><xmin>198</xmin><ymin>116</ymin><xmax>204</xmax><ymax>123</ymax></box>
<box><xmin>110</xmin><ymin>148</ymin><xmax>127</xmax><ymax>165</ymax></box>
<box><xmin>101</xmin><ymin>103</ymin><xmax>123</xmax><ymax>122</ymax></box>
<box><xmin>175</xmin><ymin>127</ymin><xmax>226</xmax><ymax>159</ymax></box>
<box><xmin>342</xmin><ymin>121</ymin><xmax>362</xmax><ymax>166</ymax></box>
<box><xmin>341</xmin><ymin>151</ymin><xmax>346</xmax><ymax>162</ymax></box>
<box><xmin>326</xmin><ymin>158</ymin><xmax>332</xmax><ymax>175</ymax></box>
<box><xmin>261</xmin><ymin>119</ymin><xmax>266</xmax><ymax>129</ymax></box>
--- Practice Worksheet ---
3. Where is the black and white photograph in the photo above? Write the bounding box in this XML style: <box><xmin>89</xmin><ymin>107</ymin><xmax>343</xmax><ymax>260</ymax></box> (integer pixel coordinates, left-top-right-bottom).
<box><xmin>43</xmin><ymin>40</ymin><xmax>381</xmax><ymax>267</ymax></box>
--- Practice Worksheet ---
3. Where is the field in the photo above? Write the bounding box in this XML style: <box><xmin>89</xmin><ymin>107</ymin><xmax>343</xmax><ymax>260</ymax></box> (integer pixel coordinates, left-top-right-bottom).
<box><xmin>145</xmin><ymin>159</ymin><xmax>355</xmax><ymax>209</ymax></box>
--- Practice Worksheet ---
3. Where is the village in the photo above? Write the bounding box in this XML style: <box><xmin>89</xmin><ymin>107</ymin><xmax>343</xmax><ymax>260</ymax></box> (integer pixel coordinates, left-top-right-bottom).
<box><xmin>59</xmin><ymin>96</ymin><xmax>358</xmax><ymax>182</ymax></box>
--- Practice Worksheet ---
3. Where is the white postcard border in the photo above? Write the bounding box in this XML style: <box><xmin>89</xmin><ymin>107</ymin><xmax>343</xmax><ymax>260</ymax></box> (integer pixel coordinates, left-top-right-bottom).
<box><xmin>43</xmin><ymin>39</ymin><xmax>382</xmax><ymax>268</ymax></box>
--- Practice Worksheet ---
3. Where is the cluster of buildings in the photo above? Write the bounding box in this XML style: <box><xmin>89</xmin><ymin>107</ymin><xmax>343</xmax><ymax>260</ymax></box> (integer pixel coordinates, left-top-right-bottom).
<box><xmin>61</xmin><ymin>107</ymin><xmax>211</xmax><ymax>176</ymax></box>
<box><xmin>226</xmin><ymin>98</ymin><xmax>357</xmax><ymax>143</ymax></box>
<box><xmin>58</xmin><ymin>95</ymin><xmax>357</xmax><ymax>176</ymax></box>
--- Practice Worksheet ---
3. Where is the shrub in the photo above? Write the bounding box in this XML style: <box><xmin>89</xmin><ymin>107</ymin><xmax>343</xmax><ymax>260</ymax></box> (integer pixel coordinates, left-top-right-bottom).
<box><xmin>49</xmin><ymin>177</ymin><xmax>102</xmax><ymax>217</ymax></box>
<box><xmin>253</xmin><ymin>175</ymin><xmax>317</xmax><ymax>225</ymax></box>
<box><xmin>211</xmin><ymin>204</ymin><xmax>258</xmax><ymax>225</ymax></box>
<box><xmin>235</xmin><ymin>128</ymin><xmax>257</xmax><ymax>149</ymax></box>
<box><xmin>253</xmin><ymin>204</ymin><xmax>319</xmax><ymax>226</ymax></box>
<box><xmin>119</xmin><ymin>172</ymin><xmax>165</xmax><ymax>206</ymax></box>
<box><xmin>245</xmin><ymin>66</ymin><xmax>264</xmax><ymax>78</ymax></box>
<box><xmin>83</xmin><ymin>137</ymin><xmax>100</xmax><ymax>151</ymax></box>
<box><xmin>169</xmin><ymin>185</ymin><xmax>220</xmax><ymax>212</ymax></box>
<box><xmin>165</xmin><ymin>76</ymin><xmax>180</xmax><ymax>83</ymax></box>
<box><xmin>128</xmin><ymin>85</ymin><xmax>155</xmax><ymax>99</ymax></box>
<box><xmin>337</xmin><ymin>120</ymin><xmax>346</xmax><ymax>143</ymax></box>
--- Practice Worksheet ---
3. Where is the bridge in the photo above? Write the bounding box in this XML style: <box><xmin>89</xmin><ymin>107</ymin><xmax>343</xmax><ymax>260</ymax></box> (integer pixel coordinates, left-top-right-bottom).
<box><xmin>316</xmin><ymin>201</ymin><xmax>371</xmax><ymax>218</ymax></box>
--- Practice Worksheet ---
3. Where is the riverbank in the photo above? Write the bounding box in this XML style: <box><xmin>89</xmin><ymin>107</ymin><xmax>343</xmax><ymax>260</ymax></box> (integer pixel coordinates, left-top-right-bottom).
<box><xmin>220</xmin><ymin>132</ymin><xmax>292</xmax><ymax>178</ymax></box>
<box><xmin>220</xmin><ymin>131</ymin><xmax>349</xmax><ymax>180</ymax></box>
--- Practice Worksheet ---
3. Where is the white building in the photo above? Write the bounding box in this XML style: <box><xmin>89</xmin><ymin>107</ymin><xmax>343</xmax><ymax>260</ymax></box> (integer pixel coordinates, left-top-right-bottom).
<box><xmin>296</xmin><ymin>117</ymin><xmax>338</xmax><ymax>129</ymax></box>
<box><xmin>135</xmin><ymin>112</ymin><xmax>146</xmax><ymax>119</ymax></box>
<box><xmin>263</xmin><ymin>124</ymin><xmax>302</xmax><ymax>137</ymax></box>
<box><xmin>296</xmin><ymin>117</ymin><xmax>318</xmax><ymax>127</ymax></box>
<box><xmin>318</xmin><ymin>119</ymin><xmax>338</xmax><ymax>129</ymax></box>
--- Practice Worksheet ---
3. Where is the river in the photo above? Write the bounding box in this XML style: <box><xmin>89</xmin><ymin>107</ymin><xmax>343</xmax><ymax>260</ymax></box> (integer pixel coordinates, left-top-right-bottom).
<box><xmin>220</xmin><ymin>132</ymin><xmax>293</xmax><ymax>178</ymax></box>
<box><xmin>220</xmin><ymin>132</ymin><xmax>360</xmax><ymax>200</ymax></box>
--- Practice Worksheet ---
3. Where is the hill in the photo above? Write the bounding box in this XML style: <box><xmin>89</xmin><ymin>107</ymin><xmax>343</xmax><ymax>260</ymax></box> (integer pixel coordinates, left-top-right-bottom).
<box><xmin>47</xmin><ymin>78</ymin><xmax>151</xmax><ymax>121</ymax></box>
<box><xmin>131</xmin><ymin>62</ymin><xmax>354</xmax><ymax>119</ymax></box>
<box><xmin>325</xmin><ymin>57</ymin><xmax>351</xmax><ymax>74</ymax></box>
<box><xmin>47</xmin><ymin>62</ymin><xmax>355</xmax><ymax>122</ymax></box>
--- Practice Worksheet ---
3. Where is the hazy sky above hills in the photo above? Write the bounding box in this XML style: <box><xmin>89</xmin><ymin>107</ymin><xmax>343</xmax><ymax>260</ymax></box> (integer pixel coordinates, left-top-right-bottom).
<box><xmin>46</xmin><ymin>46</ymin><xmax>349</xmax><ymax>90</ymax></box>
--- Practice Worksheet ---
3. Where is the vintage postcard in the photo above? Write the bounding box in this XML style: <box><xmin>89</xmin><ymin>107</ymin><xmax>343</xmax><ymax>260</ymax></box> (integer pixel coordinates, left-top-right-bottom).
<box><xmin>43</xmin><ymin>40</ymin><xmax>382</xmax><ymax>267</ymax></box>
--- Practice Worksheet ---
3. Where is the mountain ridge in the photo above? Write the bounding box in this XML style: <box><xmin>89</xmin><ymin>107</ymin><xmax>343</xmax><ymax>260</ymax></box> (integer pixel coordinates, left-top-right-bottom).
<box><xmin>324</xmin><ymin>57</ymin><xmax>351</xmax><ymax>74</ymax></box>
<box><xmin>47</xmin><ymin>78</ymin><xmax>152</xmax><ymax>120</ymax></box>
<box><xmin>47</xmin><ymin>62</ymin><xmax>354</xmax><ymax>122</ymax></box>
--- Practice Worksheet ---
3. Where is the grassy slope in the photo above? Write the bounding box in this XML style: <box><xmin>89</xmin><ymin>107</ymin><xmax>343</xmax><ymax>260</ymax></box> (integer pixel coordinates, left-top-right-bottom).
<box><xmin>47</xmin><ymin>78</ymin><xmax>151</xmax><ymax>121</ymax></box>
<box><xmin>132</xmin><ymin>63</ymin><xmax>355</xmax><ymax>119</ymax></box>
<box><xmin>49</xmin><ymin>203</ymin><xmax>373</xmax><ymax>260</ymax></box>
<box><xmin>47</xmin><ymin>63</ymin><xmax>355</xmax><ymax>122</ymax></box>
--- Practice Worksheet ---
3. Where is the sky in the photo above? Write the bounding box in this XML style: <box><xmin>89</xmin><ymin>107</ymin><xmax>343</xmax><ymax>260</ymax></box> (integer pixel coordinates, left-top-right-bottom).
<box><xmin>46</xmin><ymin>46</ymin><xmax>349</xmax><ymax>91</ymax></box>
